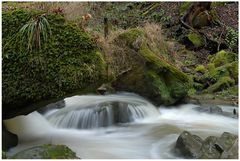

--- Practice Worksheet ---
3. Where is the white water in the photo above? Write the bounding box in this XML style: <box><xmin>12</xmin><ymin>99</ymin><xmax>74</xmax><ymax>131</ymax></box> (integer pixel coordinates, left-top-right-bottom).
<box><xmin>4</xmin><ymin>94</ymin><xmax>238</xmax><ymax>159</ymax></box>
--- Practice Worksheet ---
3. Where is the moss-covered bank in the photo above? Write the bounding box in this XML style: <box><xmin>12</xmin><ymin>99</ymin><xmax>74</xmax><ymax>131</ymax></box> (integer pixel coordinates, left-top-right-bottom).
<box><xmin>2</xmin><ymin>9</ymin><xmax>106</xmax><ymax>118</ymax></box>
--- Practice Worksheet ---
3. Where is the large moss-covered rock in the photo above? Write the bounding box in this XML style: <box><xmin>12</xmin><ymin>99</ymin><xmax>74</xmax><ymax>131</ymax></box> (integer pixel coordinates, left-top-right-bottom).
<box><xmin>112</xmin><ymin>28</ymin><xmax>191</xmax><ymax>105</ymax></box>
<box><xmin>11</xmin><ymin>144</ymin><xmax>79</xmax><ymax>159</ymax></box>
<box><xmin>2</xmin><ymin>9</ymin><xmax>106</xmax><ymax>118</ymax></box>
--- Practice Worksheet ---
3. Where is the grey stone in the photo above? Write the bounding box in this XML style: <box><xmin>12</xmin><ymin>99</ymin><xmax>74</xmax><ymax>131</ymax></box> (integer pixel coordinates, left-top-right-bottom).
<box><xmin>175</xmin><ymin>131</ymin><xmax>203</xmax><ymax>158</ymax></box>
<box><xmin>199</xmin><ymin>136</ymin><xmax>221</xmax><ymax>159</ymax></box>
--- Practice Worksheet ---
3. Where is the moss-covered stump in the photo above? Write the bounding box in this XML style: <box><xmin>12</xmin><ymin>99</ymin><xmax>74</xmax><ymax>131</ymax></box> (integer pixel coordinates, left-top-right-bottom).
<box><xmin>10</xmin><ymin>144</ymin><xmax>79</xmax><ymax>159</ymax></box>
<box><xmin>2</xmin><ymin>9</ymin><xmax>106</xmax><ymax>118</ymax></box>
<box><xmin>112</xmin><ymin>28</ymin><xmax>191</xmax><ymax>105</ymax></box>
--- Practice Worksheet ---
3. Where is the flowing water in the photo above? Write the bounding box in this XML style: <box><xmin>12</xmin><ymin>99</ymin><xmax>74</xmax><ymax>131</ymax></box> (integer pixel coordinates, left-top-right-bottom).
<box><xmin>4</xmin><ymin>93</ymin><xmax>238</xmax><ymax>159</ymax></box>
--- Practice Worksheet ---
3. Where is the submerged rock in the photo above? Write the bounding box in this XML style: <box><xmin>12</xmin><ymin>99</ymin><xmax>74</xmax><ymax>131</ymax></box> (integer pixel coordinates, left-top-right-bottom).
<box><xmin>11</xmin><ymin>144</ymin><xmax>79</xmax><ymax>159</ymax></box>
<box><xmin>175</xmin><ymin>131</ymin><xmax>238</xmax><ymax>159</ymax></box>
<box><xmin>194</xmin><ymin>105</ymin><xmax>223</xmax><ymax>115</ymax></box>
<box><xmin>37</xmin><ymin>100</ymin><xmax>65</xmax><ymax>115</ymax></box>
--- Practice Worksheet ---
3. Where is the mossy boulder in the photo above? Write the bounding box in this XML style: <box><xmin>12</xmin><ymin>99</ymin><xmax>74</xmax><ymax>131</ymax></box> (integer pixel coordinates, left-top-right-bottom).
<box><xmin>2</xmin><ymin>9</ymin><xmax>106</xmax><ymax>118</ymax></box>
<box><xmin>11</xmin><ymin>144</ymin><xmax>78</xmax><ymax>159</ymax></box>
<box><xmin>112</xmin><ymin>28</ymin><xmax>191</xmax><ymax>105</ymax></box>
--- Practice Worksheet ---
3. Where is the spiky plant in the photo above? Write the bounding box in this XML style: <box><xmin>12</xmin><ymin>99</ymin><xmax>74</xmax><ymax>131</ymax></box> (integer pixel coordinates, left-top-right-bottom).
<box><xmin>18</xmin><ymin>14</ymin><xmax>52</xmax><ymax>52</ymax></box>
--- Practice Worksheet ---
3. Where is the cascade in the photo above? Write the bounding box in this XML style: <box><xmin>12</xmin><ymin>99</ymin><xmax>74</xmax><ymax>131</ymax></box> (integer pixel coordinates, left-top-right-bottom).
<box><xmin>46</xmin><ymin>94</ymin><xmax>160</xmax><ymax>129</ymax></box>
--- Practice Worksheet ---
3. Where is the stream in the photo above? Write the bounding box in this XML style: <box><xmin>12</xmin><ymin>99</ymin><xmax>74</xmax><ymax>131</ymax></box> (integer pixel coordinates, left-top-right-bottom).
<box><xmin>4</xmin><ymin>93</ymin><xmax>238</xmax><ymax>159</ymax></box>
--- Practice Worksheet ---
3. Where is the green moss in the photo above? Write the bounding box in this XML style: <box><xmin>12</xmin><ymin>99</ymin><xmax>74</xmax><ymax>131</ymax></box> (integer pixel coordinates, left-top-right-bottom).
<box><xmin>209</xmin><ymin>50</ymin><xmax>237</xmax><ymax>67</ymax></box>
<box><xmin>2</xmin><ymin>9</ymin><xmax>106</xmax><ymax>113</ymax></box>
<box><xmin>227</xmin><ymin>61</ymin><xmax>238</xmax><ymax>82</ymax></box>
<box><xmin>207</xmin><ymin>63</ymin><xmax>215</xmax><ymax>72</ymax></box>
<box><xmin>188</xmin><ymin>88</ymin><xmax>197</xmax><ymax>96</ymax></box>
<box><xmin>11</xmin><ymin>144</ymin><xmax>78</xmax><ymax>159</ymax></box>
<box><xmin>140</xmin><ymin>42</ymin><xmax>190</xmax><ymax>83</ymax></box>
<box><xmin>117</xmin><ymin>28</ymin><xmax>144</xmax><ymax>47</ymax></box>
<box><xmin>204</xmin><ymin>61</ymin><xmax>237</xmax><ymax>83</ymax></box>
<box><xmin>179</xmin><ymin>2</ymin><xmax>192</xmax><ymax>15</ymax></box>
<box><xmin>206</xmin><ymin>76</ymin><xmax>235</xmax><ymax>93</ymax></box>
<box><xmin>147</xmin><ymin>70</ymin><xmax>173</xmax><ymax>104</ymax></box>
<box><xmin>195</xmin><ymin>65</ymin><xmax>206</xmax><ymax>74</ymax></box>
<box><xmin>187</xmin><ymin>32</ymin><xmax>205</xmax><ymax>48</ymax></box>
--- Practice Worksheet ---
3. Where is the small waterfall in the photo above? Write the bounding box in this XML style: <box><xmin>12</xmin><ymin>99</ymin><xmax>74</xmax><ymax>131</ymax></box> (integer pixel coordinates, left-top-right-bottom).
<box><xmin>46</xmin><ymin>94</ymin><xmax>159</xmax><ymax>129</ymax></box>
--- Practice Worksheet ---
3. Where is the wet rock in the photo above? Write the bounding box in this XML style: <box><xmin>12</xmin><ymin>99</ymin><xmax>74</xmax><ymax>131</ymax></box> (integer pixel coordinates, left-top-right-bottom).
<box><xmin>220</xmin><ymin>138</ymin><xmax>238</xmax><ymax>159</ymax></box>
<box><xmin>97</xmin><ymin>83</ymin><xmax>115</xmax><ymax>95</ymax></box>
<box><xmin>175</xmin><ymin>131</ymin><xmax>238</xmax><ymax>159</ymax></box>
<box><xmin>195</xmin><ymin>105</ymin><xmax>223</xmax><ymax>114</ymax></box>
<box><xmin>175</xmin><ymin>131</ymin><xmax>203</xmax><ymax>158</ymax></box>
<box><xmin>2</xmin><ymin>124</ymin><xmax>18</xmax><ymax>151</ymax></box>
<box><xmin>217</xmin><ymin>132</ymin><xmax>237</xmax><ymax>149</ymax></box>
<box><xmin>199</xmin><ymin>136</ymin><xmax>221</xmax><ymax>159</ymax></box>
<box><xmin>11</xmin><ymin>144</ymin><xmax>79</xmax><ymax>159</ymax></box>
<box><xmin>37</xmin><ymin>100</ymin><xmax>65</xmax><ymax>114</ymax></box>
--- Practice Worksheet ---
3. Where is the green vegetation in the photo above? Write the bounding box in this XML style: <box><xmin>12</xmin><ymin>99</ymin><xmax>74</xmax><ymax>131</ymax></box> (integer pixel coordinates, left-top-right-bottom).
<box><xmin>217</xmin><ymin>86</ymin><xmax>238</xmax><ymax>97</ymax></box>
<box><xmin>225</xmin><ymin>27</ymin><xmax>238</xmax><ymax>52</ymax></box>
<box><xmin>208</xmin><ymin>50</ymin><xmax>237</xmax><ymax>67</ymax></box>
<box><xmin>179</xmin><ymin>2</ymin><xmax>192</xmax><ymax>15</ymax></box>
<box><xmin>2</xmin><ymin>2</ymin><xmax>238</xmax><ymax>114</ymax></box>
<box><xmin>195</xmin><ymin>65</ymin><xmax>206</xmax><ymax>74</ymax></box>
<box><xmin>206</xmin><ymin>76</ymin><xmax>235</xmax><ymax>93</ymax></box>
<box><xmin>17</xmin><ymin>14</ymin><xmax>51</xmax><ymax>51</ymax></box>
<box><xmin>190</xmin><ymin>50</ymin><xmax>238</xmax><ymax>97</ymax></box>
<box><xmin>2</xmin><ymin>9</ymin><xmax>106</xmax><ymax>112</ymax></box>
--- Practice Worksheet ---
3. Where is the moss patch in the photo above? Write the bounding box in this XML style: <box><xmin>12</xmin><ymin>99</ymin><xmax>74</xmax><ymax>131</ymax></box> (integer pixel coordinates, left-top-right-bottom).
<box><xmin>209</xmin><ymin>50</ymin><xmax>237</xmax><ymax>67</ymax></box>
<box><xmin>11</xmin><ymin>144</ymin><xmax>78</xmax><ymax>159</ymax></box>
<box><xmin>179</xmin><ymin>2</ymin><xmax>192</xmax><ymax>15</ymax></box>
<box><xmin>187</xmin><ymin>32</ymin><xmax>205</xmax><ymax>48</ymax></box>
<box><xmin>195</xmin><ymin>65</ymin><xmax>206</xmax><ymax>74</ymax></box>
